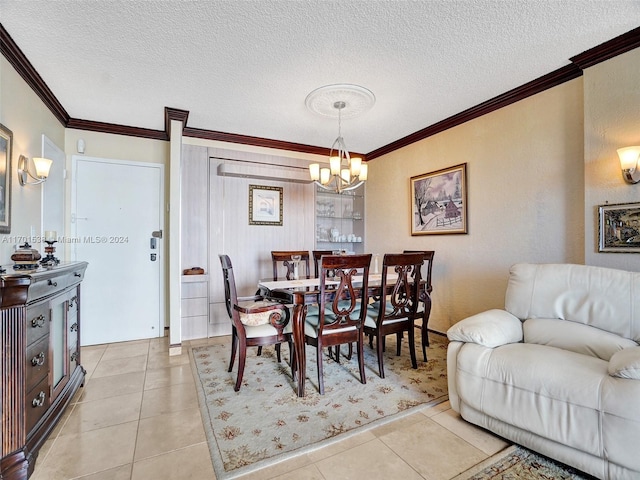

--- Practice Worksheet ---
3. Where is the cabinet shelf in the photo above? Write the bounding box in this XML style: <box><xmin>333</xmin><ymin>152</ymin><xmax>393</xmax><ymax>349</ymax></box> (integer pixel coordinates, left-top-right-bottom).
<box><xmin>315</xmin><ymin>184</ymin><xmax>365</xmax><ymax>253</ymax></box>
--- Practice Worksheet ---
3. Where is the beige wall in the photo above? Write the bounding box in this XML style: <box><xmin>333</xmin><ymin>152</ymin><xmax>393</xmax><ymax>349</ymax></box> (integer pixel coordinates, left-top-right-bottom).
<box><xmin>584</xmin><ymin>47</ymin><xmax>640</xmax><ymax>271</ymax></box>
<box><xmin>366</xmin><ymin>79</ymin><xmax>586</xmax><ymax>332</ymax></box>
<box><xmin>0</xmin><ymin>56</ymin><xmax>65</xmax><ymax>263</ymax></box>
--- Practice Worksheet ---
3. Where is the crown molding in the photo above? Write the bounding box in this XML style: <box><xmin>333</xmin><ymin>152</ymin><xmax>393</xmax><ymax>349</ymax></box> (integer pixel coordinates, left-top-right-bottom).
<box><xmin>366</xmin><ymin>64</ymin><xmax>582</xmax><ymax>160</ymax></box>
<box><xmin>570</xmin><ymin>26</ymin><xmax>640</xmax><ymax>69</ymax></box>
<box><xmin>66</xmin><ymin>118</ymin><xmax>166</xmax><ymax>140</ymax></box>
<box><xmin>0</xmin><ymin>23</ymin><xmax>69</xmax><ymax>126</ymax></box>
<box><xmin>182</xmin><ymin>126</ymin><xmax>337</xmax><ymax>157</ymax></box>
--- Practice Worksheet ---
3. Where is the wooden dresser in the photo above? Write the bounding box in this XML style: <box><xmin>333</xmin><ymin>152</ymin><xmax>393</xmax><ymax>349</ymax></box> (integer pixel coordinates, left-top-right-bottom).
<box><xmin>0</xmin><ymin>261</ymin><xmax>88</xmax><ymax>480</ymax></box>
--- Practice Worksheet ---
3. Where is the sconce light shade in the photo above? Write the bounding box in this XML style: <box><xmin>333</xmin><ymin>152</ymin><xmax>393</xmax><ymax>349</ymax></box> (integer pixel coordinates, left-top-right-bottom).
<box><xmin>617</xmin><ymin>146</ymin><xmax>640</xmax><ymax>184</ymax></box>
<box><xmin>18</xmin><ymin>155</ymin><xmax>52</xmax><ymax>186</ymax></box>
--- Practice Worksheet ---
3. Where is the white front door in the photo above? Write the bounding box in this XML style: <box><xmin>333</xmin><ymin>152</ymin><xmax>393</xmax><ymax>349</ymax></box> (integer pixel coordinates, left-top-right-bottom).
<box><xmin>71</xmin><ymin>156</ymin><xmax>164</xmax><ymax>346</ymax></box>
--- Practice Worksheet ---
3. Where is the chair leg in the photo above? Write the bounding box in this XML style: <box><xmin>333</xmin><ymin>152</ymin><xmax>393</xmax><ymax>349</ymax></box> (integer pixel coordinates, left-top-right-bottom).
<box><xmin>396</xmin><ymin>332</ymin><xmax>402</xmax><ymax>356</ymax></box>
<box><xmin>376</xmin><ymin>333</ymin><xmax>385</xmax><ymax>378</ymax></box>
<box><xmin>257</xmin><ymin>346</ymin><xmax>263</xmax><ymax>356</ymax></box>
<box><xmin>408</xmin><ymin>326</ymin><xmax>418</xmax><ymax>370</ymax></box>
<box><xmin>346</xmin><ymin>342</ymin><xmax>353</xmax><ymax>360</ymax></box>
<box><xmin>317</xmin><ymin>344</ymin><xmax>325</xmax><ymax>395</ymax></box>
<box><xmin>357</xmin><ymin>336</ymin><xmax>366</xmax><ymax>385</ymax></box>
<box><xmin>422</xmin><ymin>300</ymin><xmax>432</xmax><ymax>362</ymax></box>
<box><xmin>228</xmin><ymin>331</ymin><xmax>237</xmax><ymax>373</ymax></box>
<box><xmin>276</xmin><ymin>343</ymin><xmax>282</xmax><ymax>362</ymax></box>
<box><xmin>234</xmin><ymin>338</ymin><xmax>247</xmax><ymax>392</ymax></box>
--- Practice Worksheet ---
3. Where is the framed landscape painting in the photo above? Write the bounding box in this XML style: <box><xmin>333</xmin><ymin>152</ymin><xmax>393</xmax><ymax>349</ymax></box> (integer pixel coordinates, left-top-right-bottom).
<box><xmin>411</xmin><ymin>163</ymin><xmax>467</xmax><ymax>235</ymax></box>
<box><xmin>0</xmin><ymin>124</ymin><xmax>12</xmax><ymax>233</ymax></box>
<box><xmin>598</xmin><ymin>202</ymin><xmax>640</xmax><ymax>253</ymax></box>
<box><xmin>249</xmin><ymin>184</ymin><xmax>283</xmax><ymax>226</ymax></box>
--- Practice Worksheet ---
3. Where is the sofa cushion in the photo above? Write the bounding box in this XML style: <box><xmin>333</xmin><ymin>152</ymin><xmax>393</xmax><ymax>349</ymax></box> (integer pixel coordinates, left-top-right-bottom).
<box><xmin>505</xmin><ymin>263</ymin><xmax>640</xmax><ymax>343</ymax></box>
<box><xmin>609</xmin><ymin>346</ymin><xmax>640</xmax><ymax>379</ymax></box>
<box><xmin>447</xmin><ymin>309</ymin><xmax>522</xmax><ymax>348</ymax></box>
<box><xmin>523</xmin><ymin>318</ymin><xmax>637</xmax><ymax>361</ymax></box>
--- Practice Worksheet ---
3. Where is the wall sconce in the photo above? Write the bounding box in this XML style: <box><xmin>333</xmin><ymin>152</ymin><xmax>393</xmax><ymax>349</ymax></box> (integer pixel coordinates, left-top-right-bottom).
<box><xmin>17</xmin><ymin>155</ymin><xmax>53</xmax><ymax>186</ymax></box>
<box><xmin>617</xmin><ymin>146</ymin><xmax>640</xmax><ymax>184</ymax></box>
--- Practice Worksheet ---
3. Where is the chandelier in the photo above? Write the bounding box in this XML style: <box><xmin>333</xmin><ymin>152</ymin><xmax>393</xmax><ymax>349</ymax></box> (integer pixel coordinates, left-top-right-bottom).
<box><xmin>306</xmin><ymin>84</ymin><xmax>375</xmax><ymax>194</ymax></box>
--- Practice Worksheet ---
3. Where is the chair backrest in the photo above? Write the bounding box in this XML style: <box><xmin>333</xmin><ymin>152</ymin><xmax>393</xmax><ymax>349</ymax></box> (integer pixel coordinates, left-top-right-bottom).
<box><xmin>271</xmin><ymin>250</ymin><xmax>311</xmax><ymax>280</ymax></box>
<box><xmin>376</xmin><ymin>253</ymin><xmax>424</xmax><ymax>323</ymax></box>
<box><xmin>312</xmin><ymin>250</ymin><xmax>334</xmax><ymax>277</ymax></box>
<box><xmin>219</xmin><ymin>254</ymin><xmax>239</xmax><ymax>321</ymax></box>
<box><xmin>317</xmin><ymin>254</ymin><xmax>372</xmax><ymax>336</ymax></box>
<box><xmin>403</xmin><ymin>250</ymin><xmax>435</xmax><ymax>293</ymax></box>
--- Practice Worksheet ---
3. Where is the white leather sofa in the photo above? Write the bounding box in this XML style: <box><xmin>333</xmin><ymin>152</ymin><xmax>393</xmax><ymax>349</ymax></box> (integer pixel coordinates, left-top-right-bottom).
<box><xmin>447</xmin><ymin>263</ymin><xmax>640</xmax><ymax>480</ymax></box>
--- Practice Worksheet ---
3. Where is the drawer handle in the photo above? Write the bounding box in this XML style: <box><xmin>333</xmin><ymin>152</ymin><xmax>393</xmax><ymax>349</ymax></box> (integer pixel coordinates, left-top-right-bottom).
<box><xmin>70</xmin><ymin>351</ymin><xmax>79</xmax><ymax>362</ymax></box>
<box><xmin>31</xmin><ymin>315</ymin><xmax>46</xmax><ymax>328</ymax></box>
<box><xmin>32</xmin><ymin>391</ymin><xmax>46</xmax><ymax>408</ymax></box>
<box><xmin>74</xmin><ymin>272</ymin><xmax>82</xmax><ymax>278</ymax></box>
<box><xmin>70</xmin><ymin>322</ymin><xmax>78</xmax><ymax>332</ymax></box>
<box><xmin>31</xmin><ymin>352</ymin><xmax>46</xmax><ymax>367</ymax></box>
<box><xmin>48</xmin><ymin>280</ymin><xmax>57</xmax><ymax>287</ymax></box>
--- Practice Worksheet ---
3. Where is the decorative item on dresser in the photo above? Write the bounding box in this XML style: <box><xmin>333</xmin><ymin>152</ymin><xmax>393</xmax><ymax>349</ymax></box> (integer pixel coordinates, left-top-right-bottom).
<box><xmin>0</xmin><ymin>261</ymin><xmax>88</xmax><ymax>480</ymax></box>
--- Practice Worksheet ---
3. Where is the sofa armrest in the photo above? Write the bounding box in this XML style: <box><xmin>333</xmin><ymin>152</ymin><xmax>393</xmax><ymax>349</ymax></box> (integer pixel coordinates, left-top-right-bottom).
<box><xmin>609</xmin><ymin>346</ymin><xmax>640</xmax><ymax>379</ymax></box>
<box><xmin>447</xmin><ymin>309</ymin><xmax>523</xmax><ymax>348</ymax></box>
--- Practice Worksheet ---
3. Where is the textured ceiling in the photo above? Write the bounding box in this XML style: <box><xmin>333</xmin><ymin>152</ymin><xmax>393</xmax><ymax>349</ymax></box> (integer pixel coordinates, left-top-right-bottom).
<box><xmin>1</xmin><ymin>1</ymin><xmax>639</xmax><ymax>154</ymax></box>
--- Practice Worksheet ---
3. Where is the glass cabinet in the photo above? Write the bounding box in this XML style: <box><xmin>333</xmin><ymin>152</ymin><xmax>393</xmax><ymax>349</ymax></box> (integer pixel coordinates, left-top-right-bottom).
<box><xmin>315</xmin><ymin>184</ymin><xmax>365</xmax><ymax>254</ymax></box>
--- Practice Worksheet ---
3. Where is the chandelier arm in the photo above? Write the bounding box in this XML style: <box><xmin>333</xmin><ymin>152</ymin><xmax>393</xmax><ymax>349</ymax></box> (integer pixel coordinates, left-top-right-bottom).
<box><xmin>341</xmin><ymin>180</ymin><xmax>364</xmax><ymax>192</ymax></box>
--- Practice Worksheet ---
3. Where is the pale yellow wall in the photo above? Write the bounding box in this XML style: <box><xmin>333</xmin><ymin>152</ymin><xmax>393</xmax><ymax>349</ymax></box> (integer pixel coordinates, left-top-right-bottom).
<box><xmin>584</xmin><ymin>47</ymin><xmax>640</xmax><ymax>271</ymax></box>
<box><xmin>365</xmin><ymin>79</ymin><xmax>586</xmax><ymax>332</ymax></box>
<box><xmin>0</xmin><ymin>56</ymin><xmax>65</xmax><ymax>263</ymax></box>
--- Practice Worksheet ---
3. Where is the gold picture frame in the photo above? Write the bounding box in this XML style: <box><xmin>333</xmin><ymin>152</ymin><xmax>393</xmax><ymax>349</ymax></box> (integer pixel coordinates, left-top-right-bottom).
<box><xmin>410</xmin><ymin>163</ymin><xmax>467</xmax><ymax>235</ymax></box>
<box><xmin>249</xmin><ymin>185</ymin><xmax>283</xmax><ymax>226</ymax></box>
<box><xmin>598</xmin><ymin>202</ymin><xmax>640</xmax><ymax>253</ymax></box>
<box><xmin>0</xmin><ymin>123</ymin><xmax>13</xmax><ymax>233</ymax></box>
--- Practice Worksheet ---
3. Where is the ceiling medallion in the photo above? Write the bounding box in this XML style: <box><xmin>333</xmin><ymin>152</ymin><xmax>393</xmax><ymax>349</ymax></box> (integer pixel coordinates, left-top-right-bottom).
<box><xmin>305</xmin><ymin>84</ymin><xmax>376</xmax><ymax>119</ymax></box>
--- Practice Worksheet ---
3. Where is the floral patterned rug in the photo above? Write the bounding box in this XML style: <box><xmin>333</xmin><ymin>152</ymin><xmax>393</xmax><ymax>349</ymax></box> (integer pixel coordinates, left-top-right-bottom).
<box><xmin>461</xmin><ymin>445</ymin><xmax>597</xmax><ymax>479</ymax></box>
<box><xmin>191</xmin><ymin>332</ymin><xmax>448</xmax><ymax>479</ymax></box>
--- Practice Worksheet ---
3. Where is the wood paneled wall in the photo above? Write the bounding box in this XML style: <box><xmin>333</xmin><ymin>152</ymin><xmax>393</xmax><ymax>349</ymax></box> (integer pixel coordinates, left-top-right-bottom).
<box><xmin>181</xmin><ymin>144</ymin><xmax>316</xmax><ymax>337</ymax></box>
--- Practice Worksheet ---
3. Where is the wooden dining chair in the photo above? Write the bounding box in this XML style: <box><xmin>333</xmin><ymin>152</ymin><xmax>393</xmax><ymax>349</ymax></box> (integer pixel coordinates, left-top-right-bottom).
<box><xmin>219</xmin><ymin>254</ymin><xmax>293</xmax><ymax>391</ymax></box>
<box><xmin>403</xmin><ymin>250</ymin><xmax>435</xmax><ymax>361</ymax></box>
<box><xmin>364</xmin><ymin>252</ymin><xmax>423</xmax><ymax>378</ymax></box>
<box><xmin>302</xmin><ymin>254</ymin><xmax>372</xmax><ymax>394</ymax></box>
<box><xmin>312</xmin><ymin>250</ymin><xmax>335</xmax><ymax>278</ymax></box>
<box><xmin>271</xmin><ymin>250</ymin><xmax>311</xmax><ymax>280</ymax></box>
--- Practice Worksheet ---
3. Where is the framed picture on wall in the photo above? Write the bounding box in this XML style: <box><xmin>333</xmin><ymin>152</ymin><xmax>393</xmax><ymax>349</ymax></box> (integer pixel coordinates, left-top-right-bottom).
<box><xmin>0</xmin><ymin>124</ymin><xmax>13</xmax><ymax>233</ymax></box>
<box><xmin>410</xmin><ymin>163</ymin><xmax>467</xmax><ymax>235</ymax></box>
<box><xmin>598</xmin><ymin>202</ymin><xmax>640</xmax><ymax>253</ymax></box>
<box><xmin>249</xmin><ymin>184</ymin><xmax>283</xmax><ymax>226</ymax></box>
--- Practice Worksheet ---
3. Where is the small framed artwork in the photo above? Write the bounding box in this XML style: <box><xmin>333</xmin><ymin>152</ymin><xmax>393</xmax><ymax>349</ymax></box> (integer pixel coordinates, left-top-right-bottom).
<box><xmin>598</xmin><ymin>202</ymin><xmax>640</xmax><ymax>253</ymax></box>
<box><xmin>249</xmin><ymin>184</ymin><xmax>283</xmax><ymax>226</ymax></box>
<box><xmin>411</xmin><ymin>163</ymin><xmax>467</xmax><ymax>235</ymax></box>
<box><xmin>0</xmin><ymin>124</ymin><xmax>13</xmax><ymax>233</ymax></box>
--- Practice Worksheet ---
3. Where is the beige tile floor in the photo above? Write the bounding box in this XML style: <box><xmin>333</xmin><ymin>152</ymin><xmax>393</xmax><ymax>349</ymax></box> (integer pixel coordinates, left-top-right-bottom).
<box><xmin>31</xmin><ymin>335</ymin><xmax>511</xmax><ymax>480</ymax></box>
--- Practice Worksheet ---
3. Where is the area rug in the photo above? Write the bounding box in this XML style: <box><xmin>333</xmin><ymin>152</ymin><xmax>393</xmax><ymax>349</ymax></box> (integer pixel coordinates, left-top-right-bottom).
<box><xmin>460</xmin><ymin>445</ymin><xmax>597</xmax><ymax>479</ymax></box>
<box><xmin>191</xmin><ymin>332</ymin><xmax>448</xmax><ymax>479</ymax></box>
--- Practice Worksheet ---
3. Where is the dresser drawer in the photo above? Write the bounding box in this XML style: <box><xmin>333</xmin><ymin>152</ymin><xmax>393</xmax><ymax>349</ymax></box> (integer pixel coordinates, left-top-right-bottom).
<box><xmin>181</xmin><ymin>297</ymin><xmax>208</xmax><ymax>317</ymax></box>
<box><xmin>27</xmin><ymin>274</ymin><xmax>68</xmax><ymax>302</ymax></box>
<box><xmin>69</xmin><ymin>342</ymin><xmax>80</xmax><ymax>372</ymax></box>
<box><xmin>26</xmin><ymin>303</ymin><xmax>51</xmax><ymax>346</ymax></box>
<box><xmin>182</xmin><ymin>281</ymin><xmax>208</xmax><ymax>299</ymax></box>
<box><xmin>26</xmin><ymin>376</ymin><xmax>50</xmax><ymax>433</ymax></box>
<box><xmin>26</xmin><ymin>335</ymin><xmax>50</xmax><ymax>393</ymax></box>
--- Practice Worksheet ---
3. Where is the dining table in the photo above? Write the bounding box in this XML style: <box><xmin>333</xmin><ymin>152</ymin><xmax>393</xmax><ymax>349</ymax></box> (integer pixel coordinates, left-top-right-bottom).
<box><xmin>258</xmin><ymin>272</ymin><xmax>401</xmax><ymax>397</ymax></box>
